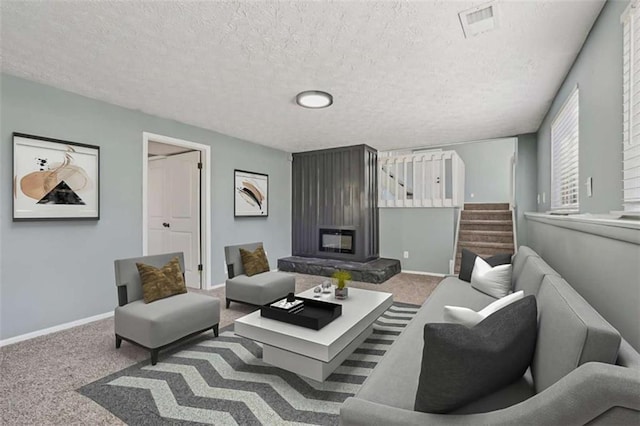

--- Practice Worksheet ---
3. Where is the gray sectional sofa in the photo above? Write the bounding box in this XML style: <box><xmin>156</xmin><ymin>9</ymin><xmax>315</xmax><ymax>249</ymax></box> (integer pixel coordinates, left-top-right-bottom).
<box><xmin>340</xmin><ymin>246</ymin><xmax>640</xmax><ymax>425</ymax></box>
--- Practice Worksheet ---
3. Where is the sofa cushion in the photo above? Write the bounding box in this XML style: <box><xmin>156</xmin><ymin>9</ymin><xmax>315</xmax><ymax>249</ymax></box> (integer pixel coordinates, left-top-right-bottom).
<box><xmin>239</xmin><ymin>245</ymin><xmax>270</xmax><ymax>277</ymax></box>
<box><xmin>533</xmin><ymin>275</ymin><xmax>621</xmax><ymax>392</ymax></box>
<box><xmin>114</xmin><ymin>292</ymin><xmax>220</xmax><ymax>348</ymax></box>
<box><xmin>459</xmin><ymin>248</ymin><xmax>512</xmax><ymax>282</ymax></box>
<box><xmin>136</xmin><ymin>256</ymin><xmax>187</xmax><ymax>303</ymax></box>
<box><xmin>513</xmin><ymin>256</ymin><xmax>559</xmax><ymax>297</ymax></box>
<box><xmin>511</xmin><ymin>246</ymin><xmax>539</xmax><ymax>287</ymax></box>
<box><xmin>414</xmin><ymin>296</ymin><xmax>537</xmax><ymax>413</ymax></box>
<box><xmin>355</xmin><ymin>277</ymin><xmax>495</xmax><ymax>411</ymax></box>
<box><xmin>470</xmin><ymin>257</ymin><xmax>513</xmax><ymax>298</ymax></box>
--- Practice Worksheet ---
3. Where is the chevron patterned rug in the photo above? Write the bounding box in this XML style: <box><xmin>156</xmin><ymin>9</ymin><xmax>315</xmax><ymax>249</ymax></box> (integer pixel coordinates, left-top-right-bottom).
<box><xmin>79</xmin><ymin>302</ymin><xmax>419</xmax><ymax>425</ymax></box>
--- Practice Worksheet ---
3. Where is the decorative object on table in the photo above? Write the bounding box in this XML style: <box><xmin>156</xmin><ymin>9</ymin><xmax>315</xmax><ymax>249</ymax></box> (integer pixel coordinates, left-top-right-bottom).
<box><xmin>12</xmin><ymin>132</ymin><xmax>100</xmax><ymax>221</ymax></box>
<box><xmin>261</xmin><ymin>297</ymin><xmax>342</xmax><ymax>330</ymax></box>
<box><xmin>234</xmin><ymin>169</ymin><xmax>268</xmax><ymax>217</ymax></box>
<box><xmin>332</xmin><ymin>270</ymin><xmax>351</xmax><ymax>299</ymax></box>
<box><xmin>321</xmin><ymin>280</ymin><xmax>332</xmax><ymax>293</ymax></box>
<box><xmin>313</xmin><ymin>286</ymin><xmax>322</xmax><ymax>297</ymax></box>
<box><xmin>270</xmin><ymin>294</ymin><xmax>304</xmax><ymax>314</ymax></box>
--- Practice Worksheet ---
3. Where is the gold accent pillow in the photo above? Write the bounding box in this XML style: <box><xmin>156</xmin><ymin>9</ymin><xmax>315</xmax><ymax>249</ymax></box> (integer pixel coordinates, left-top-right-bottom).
<box><xmin>239</xmin><ymin>246</ymin><xmax>270</xmax><ymax>277</ymax></box>
<box><xmin>136</xmin><ymin>256</ymin><xmax>187</xmax><ymax>303</ymax></box>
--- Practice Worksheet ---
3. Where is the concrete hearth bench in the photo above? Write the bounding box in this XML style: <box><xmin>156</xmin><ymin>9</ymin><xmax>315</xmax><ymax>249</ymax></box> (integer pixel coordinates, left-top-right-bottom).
<box><xmin>277</xmin><ymin>256</ymin><xmax>401</xmax><ymax>284</ymax></box>
<box><xmin>340</xmin><ymin>246</ymin><xmax>640</xmax><ymax>425</ymax></box>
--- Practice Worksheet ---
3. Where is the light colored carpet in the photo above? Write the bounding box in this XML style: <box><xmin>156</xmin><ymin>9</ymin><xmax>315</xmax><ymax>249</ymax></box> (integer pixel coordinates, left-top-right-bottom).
<box><xmin>0</xmin><ymin>272</ymin><xmax>441</xmax><ymax>425</ymax></box>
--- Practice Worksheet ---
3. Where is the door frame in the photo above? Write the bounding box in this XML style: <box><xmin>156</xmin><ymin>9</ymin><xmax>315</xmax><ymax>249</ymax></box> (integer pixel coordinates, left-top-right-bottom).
<box><xmin>142</xmin><ymin>132</ymin><xmax>212</xmax><ymax>289</ymax></box>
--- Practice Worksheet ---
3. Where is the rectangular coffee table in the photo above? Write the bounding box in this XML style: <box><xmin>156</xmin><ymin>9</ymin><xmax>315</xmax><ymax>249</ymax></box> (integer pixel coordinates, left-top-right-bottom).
<box><xmin>234</xmin><ymin>286</ymin><xmax>393</xmax><ymax>381</ymax></box>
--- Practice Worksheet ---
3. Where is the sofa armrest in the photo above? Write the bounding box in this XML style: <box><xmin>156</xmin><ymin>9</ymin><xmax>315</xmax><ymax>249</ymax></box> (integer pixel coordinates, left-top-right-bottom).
<box><xmin>340</xmin><ymin>363</ymin><xmax>640</xmax><ymax>426</ymax></box>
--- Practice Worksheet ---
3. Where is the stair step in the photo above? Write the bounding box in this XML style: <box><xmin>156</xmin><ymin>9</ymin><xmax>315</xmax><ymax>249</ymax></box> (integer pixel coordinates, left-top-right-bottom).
<box><xmin>461</xmin><ymin>210</ymin><xmax>512</xmax><ymax>221</ymax></box>
<box><xmin>464</xmin><ymin>203</ymin><xmax>510</xmax><ymax>211</ymax></box>
<box><xmin>458</xmin><ymin>230</ymin><xmax>513</xmax><ymax>243</ymax></box>
<box><xmin>457</xmin><ymin>241</ymin><xmax>515</xmax><ymax>252</ymax></box>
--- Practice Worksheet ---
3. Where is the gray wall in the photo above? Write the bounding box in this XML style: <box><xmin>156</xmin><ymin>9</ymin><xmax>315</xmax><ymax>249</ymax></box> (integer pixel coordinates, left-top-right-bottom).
<box><xmin>379</xmin><ymin>138</ymin><xmax>515</xmax><ymax>274</ymax></box>
<box><xmin>515</xmin><ymin>133</ymin><xmax>538</xmax><ymax>246</ymax></box>
<box><xmin>0</xmin><ymin>74</ymin><xmax>292</xmax><ymax>340</ymax></box>
<box><xmin>379</xmin><ymin>208</ymin><xmax>455</xmax><ymax>274</ymax></box>
<box><xmin>528</xmin><ymin>0</ymin><xmax>640</xmax><ymax>350</ymax></box>
<box><xmin>536</xmin><ymin>0</ymin><xmax>625</xmax><ymax>213</ymax></box>
<box><xmin>527</xmin><ymin>219</ymin><xmax>640</xmax><ymax>351</ymax></box>
<box><xmin>427</xmin><ymin>138</ymin><xmax>516</xmax><ymax>203</ymax></box>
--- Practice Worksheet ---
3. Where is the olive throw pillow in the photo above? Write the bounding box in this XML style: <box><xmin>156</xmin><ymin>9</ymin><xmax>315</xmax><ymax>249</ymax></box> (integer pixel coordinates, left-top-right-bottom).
<box><xmin>136</xmin><ymin>256</ymin><xmax>187</xmax><ymax>303</ymax></box>
<box><xmin>414</xmin><ymin>296</ymin><xmax>537</xmax><ymax>414</ymax></box>
<box><xmin>239</xmin><ymin>246</ymin><xmax>270</xmax><ymax>277</ymax></box>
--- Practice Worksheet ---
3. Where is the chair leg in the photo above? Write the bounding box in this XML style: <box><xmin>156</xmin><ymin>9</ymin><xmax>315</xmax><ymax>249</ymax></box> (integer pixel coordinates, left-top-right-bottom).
<box><xmin>115</xmin><ymin>335</ymin><xmax>122</xmax><ymax>349</ymax></box>
<box><xmin>226</xmin><ymin>298</ymin><xmax>231</xmax><ymax>309</ymax></box>
<box><xmin>213</xmin><ymin>324</ymin><xmax>219</xmax><ymax>337</ymax></box>
<box><xmin>150</xmin><ymin>349</ymin><xmax>159</xmax><ymax>365</ymax></box>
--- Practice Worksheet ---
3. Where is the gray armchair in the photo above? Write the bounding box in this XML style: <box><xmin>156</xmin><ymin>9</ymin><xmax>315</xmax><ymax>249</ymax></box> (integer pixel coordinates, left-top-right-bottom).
<box><xmin>114</xmin><ymin>252</ymin><xmax>220</xmax><ymax>365</ymax></box>
<box><xmin>224</xmin><ymin>242</ymin><xmax>295</xmax><ymax>308</ymax></box>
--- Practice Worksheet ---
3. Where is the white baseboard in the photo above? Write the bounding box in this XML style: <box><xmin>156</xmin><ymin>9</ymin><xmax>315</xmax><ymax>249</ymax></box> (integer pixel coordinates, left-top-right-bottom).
<box><xmin>401</xmin><ymin>269</ymin><xmax>447</xmax><ymax>278</ymax></box>
<box><xmin>206</xmin><ymin>282</ymin><xmax>225</xmax><ymax>290</ymax></box>
<box><xmin>0</xmin><ymin>311</ymin><xmax>114</xmax><ymax>348</ymax></box>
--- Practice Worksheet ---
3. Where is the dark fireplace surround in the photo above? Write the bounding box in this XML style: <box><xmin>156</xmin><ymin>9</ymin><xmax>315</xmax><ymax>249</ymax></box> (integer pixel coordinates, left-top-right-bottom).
<box><xmin>291</xmin><ymin>145</ymin><xmax>379</xmax><ymax>263</ymax></box>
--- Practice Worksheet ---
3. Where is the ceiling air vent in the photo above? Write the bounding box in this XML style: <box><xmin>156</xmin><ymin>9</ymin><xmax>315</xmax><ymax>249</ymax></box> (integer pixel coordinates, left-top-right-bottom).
<box><xmin>459</xmin><ymin>2</ymin><xmax>499</xmax><ymax>38</ymax></box>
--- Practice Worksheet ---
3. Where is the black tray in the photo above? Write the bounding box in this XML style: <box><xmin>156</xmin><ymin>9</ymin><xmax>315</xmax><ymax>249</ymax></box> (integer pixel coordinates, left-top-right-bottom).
<box><xmin>261</xmin><ymin>297</ymin><xmax>342</xmax><ymax>330</ymax></box>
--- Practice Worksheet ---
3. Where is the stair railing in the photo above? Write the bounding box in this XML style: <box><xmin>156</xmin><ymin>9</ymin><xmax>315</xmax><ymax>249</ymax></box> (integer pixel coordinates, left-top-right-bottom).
<box><xmin>378</xmin><ymin>150</ymin><xmax>465</xmax><ymax>208</ymax></box>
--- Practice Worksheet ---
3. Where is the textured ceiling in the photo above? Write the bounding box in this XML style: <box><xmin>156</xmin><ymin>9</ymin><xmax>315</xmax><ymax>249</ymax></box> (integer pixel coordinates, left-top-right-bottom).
<box><xmin>0</xmin><ymin>1</ymin><xmax>604</xmax><ymax>152</ymax></box>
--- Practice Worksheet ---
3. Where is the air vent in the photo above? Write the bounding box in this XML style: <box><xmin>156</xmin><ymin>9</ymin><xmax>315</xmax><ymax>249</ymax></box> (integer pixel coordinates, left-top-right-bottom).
<box><xmin>459</xmin><ymin>2</ymin><xmax>499</xmax><ymax>38</ymax></box>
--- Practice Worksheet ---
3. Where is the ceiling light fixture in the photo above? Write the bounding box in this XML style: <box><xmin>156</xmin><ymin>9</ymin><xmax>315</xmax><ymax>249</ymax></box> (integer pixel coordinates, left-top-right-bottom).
<box><xmin>296</xmin><ymin>90</ymin><xmax>333</xmax><ymax>109</ymax></box>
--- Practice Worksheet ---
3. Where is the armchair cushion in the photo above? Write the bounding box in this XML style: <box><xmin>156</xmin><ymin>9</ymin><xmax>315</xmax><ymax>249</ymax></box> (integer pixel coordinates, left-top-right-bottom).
<box><xmin>136</xmin><ymin>256</ymin><xmax>187</xmax><ymax>303</ymax></box>
<box><xmin>114</xmin><ymin>292</ymin><xmax>220</xmax><ymax>349</ymax></box>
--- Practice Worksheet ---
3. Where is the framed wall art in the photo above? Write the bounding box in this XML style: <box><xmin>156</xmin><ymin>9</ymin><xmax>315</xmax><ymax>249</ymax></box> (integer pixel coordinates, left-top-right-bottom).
<box><xmin>234</xmin><ymin>169</ymin><xmax>268</xmax><ymax>217</ymax></box>
<box><xmin>12</xmin><ymin>133</ymin><xmax>100</xmax><ymax>221</ymax></box>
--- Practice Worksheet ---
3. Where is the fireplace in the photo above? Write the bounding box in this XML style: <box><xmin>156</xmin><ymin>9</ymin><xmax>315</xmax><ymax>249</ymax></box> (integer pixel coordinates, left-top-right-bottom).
<box><xmin>319</xmin><ymin>228</ymin><xmax>355</xmax><ymax>255</ymax></box>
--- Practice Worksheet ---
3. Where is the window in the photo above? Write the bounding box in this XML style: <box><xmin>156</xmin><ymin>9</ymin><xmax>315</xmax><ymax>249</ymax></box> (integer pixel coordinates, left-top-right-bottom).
<box><xmin>551</xmin><ymin>87</ymin><xmax>579</xmax><ymax>212</ymax></box>
<box><xmin>622</xmin><ymin>1</ymin><xmax>640</xmax><ymax>212</ymax></box>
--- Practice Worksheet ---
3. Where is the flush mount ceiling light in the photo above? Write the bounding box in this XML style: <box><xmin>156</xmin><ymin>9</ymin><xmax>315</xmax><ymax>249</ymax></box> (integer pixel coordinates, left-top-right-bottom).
<box><xmin>295</xmin><ymin>90</ymin><xmax>333</xmax><ymax>109</ymax></box>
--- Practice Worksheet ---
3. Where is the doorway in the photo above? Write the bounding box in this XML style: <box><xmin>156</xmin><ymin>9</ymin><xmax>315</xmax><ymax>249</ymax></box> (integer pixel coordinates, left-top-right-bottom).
<box><xmin>142</xmin><ymin>132</ymin><xmax>212</xmax><ymax>289</ymax></box>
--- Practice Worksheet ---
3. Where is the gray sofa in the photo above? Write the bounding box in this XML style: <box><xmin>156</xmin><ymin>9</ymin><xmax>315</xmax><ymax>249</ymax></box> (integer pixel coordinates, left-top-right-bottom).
<box><xmin>340</xmin><ymin>246</ymin><xmax>640</xmax><ymax>425</ymax></box>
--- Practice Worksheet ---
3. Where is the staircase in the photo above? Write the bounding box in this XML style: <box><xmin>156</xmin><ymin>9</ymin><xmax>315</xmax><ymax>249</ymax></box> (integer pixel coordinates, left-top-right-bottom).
<box><xmin>454</xmin><ymin>203</ymin><xmax>515</xmax><ymax>274</ymax></box>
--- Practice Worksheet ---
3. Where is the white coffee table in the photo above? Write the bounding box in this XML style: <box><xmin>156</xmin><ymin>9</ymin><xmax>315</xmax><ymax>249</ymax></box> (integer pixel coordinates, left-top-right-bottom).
<box><xmin>234</xmin><ymin>286</ymin><xmax>393</xmax><ymax>381</ymax></box>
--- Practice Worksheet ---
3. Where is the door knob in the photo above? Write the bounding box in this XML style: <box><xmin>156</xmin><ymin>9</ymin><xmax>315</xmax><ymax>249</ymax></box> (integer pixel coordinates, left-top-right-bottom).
<box><xmin>162</xmin><ymin>222</ymin><xmax>170</xmax><ymax>228</ymax></box>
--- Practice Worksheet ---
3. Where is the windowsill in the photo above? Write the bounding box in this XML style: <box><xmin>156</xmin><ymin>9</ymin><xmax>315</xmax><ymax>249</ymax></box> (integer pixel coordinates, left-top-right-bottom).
<box><xmin>524</xmin><ymin>212</ymin><xmax>640</xmax><ymax>245</ymax></box>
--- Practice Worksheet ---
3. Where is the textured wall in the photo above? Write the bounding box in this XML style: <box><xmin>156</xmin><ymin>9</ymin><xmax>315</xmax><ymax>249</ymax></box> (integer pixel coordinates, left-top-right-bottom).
<box><xmin>0</xmin><ymin>74</ymin><xmax>291</xmax><ymax>340</ymax></box>
<box><xmin>379</xmin><ymin>208</ymin><xmax>455</xmax><ymax>274</ymax></box>
<box><xmin>536</xmin><ymin>0</ymin><xmax>626</xmax><ymax>213</ymax></box>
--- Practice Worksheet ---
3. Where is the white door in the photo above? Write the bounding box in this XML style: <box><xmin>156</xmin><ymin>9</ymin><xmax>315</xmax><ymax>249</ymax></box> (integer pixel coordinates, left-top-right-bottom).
<box><xmin>147</xmin><ymin>150</ymin><xmax>201</xmax><ymax>288</ymax></box>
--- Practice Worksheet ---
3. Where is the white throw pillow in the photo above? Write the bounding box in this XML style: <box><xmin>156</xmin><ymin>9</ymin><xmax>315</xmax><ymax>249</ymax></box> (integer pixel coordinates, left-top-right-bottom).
<box><xmin>470</xmin><ymin>256</ymin><xmax>513</xmax><ymax>298</ymax></box>
<box><xmin>443</xmin><ymin>291</ymin><xmax>524</xmax><ymax>327</ymax></box>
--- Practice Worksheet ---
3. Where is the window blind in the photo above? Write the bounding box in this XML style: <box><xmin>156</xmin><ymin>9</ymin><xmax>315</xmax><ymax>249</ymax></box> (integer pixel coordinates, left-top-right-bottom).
<box><xmin>622</xmin><ymin>1</ymin><xmax>640</xmax><ymax>212</ymax></box>
<box><xmin>551</xmin><ymin>88</ymin><xmax>579</xmax><ymax>212</ymax></box>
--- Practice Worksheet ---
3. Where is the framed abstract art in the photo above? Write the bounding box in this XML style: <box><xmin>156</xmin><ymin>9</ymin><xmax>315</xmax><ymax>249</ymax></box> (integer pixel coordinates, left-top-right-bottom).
<box><xmin>12</xmin><ymin>133</ymin><xmax>100</xmax><ymax>220</ymax></box>
<box><xmin>234</xmin><ymin>169</ymin><xmax>268</xmax><ymax>217</ymax></box>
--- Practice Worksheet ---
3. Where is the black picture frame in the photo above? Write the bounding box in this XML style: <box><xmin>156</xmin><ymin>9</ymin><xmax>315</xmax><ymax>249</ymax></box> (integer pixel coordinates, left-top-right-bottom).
<box><xmin>234</xmin><ymin>169</ymin><xmax>268</xmax><ymax>217</ymax></box>
<box><xmin>12</xmin><ymin>132</ymin><xmax>100</xmax><ymax>221</ymax></box>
